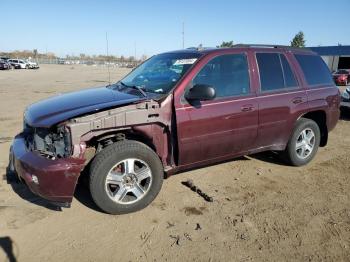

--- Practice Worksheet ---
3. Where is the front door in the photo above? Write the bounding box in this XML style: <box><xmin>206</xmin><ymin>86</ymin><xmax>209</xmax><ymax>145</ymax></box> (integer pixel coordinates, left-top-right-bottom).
<box><xmin>175</xmin><ymin>52</ymin><xmax>258</xmax><ymax>166</ymax></box>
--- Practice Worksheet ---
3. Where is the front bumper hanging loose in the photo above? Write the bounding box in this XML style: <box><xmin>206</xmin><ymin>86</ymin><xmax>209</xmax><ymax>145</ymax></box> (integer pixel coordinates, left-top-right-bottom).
<box><xmin>11</xmin><ymin>134</ymin><xmax>86</xmax><ymax>205</ymax></box>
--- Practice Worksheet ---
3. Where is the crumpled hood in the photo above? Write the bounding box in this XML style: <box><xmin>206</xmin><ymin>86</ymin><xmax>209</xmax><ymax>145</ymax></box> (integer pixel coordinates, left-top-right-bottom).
<box><xmin>25</xmin><ymin>86</ymin><xmax>142</xmax><ymax>127</ymax></box>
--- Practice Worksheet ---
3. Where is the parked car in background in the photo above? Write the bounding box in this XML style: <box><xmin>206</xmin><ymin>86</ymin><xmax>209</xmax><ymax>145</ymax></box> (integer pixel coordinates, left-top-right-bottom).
<box><xmin>7</xmin><ymin>59</ymin><xmax>28</xmax><ymax>69</ymax></box>
<box><xmin>10</xmin><ymin>45</ymin><xmax>340</xmax><ymax>214</ymax></box>
<box><xmin>0</xmin><ymin>57</ymin><xmax>10</xmax><ymax>62</ymax></box>
<box><xmin>332</xmin><ymin>69</ymin><xmax>350</xmax><ymax>86</ymax></box>
<box><xmin>0</xmin><ymin>59</ymin><xmax>11</xmax><ymax>70</ymax></box>
<box><xmin>340</xmin><ymin>87</ymin><xmax>350</xmax><ymax>110</ymax></box>
<box><xmin>26</xmin><ymin>60</ymin><xmax>39</xmax><ymax>69</ymax></box>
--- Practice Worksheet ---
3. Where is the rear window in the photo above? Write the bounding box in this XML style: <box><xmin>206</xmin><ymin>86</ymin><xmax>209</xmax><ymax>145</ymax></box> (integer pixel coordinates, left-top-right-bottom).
<box><xmin>295</xmin><ymin>54</ymin><xmax>333</xmax><ymax>86</ymax></box>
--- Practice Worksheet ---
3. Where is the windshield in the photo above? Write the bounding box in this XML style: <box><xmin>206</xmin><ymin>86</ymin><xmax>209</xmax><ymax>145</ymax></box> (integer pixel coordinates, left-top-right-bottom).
<box><xmin>120</xmin><ymin>52</ymin><xmax>201</xmax><ymax>95</ymax></box>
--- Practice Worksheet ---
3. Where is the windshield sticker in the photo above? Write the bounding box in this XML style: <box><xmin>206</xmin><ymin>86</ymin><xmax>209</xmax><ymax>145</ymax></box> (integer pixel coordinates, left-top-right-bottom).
<box><xmin>173</xmin><ymin>58</ymin><xmax>197</xmax><ymax>65</ymax></box>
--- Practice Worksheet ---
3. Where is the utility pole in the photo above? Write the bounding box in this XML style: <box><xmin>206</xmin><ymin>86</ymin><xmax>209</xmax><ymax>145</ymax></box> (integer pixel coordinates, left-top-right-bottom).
<box><xmin>134</xmin><ymin>41</ymin><xmax>137</xmax><ymax>61</ymax></box>
<box><xmin>106</xmin><ymin>32</ymin><xmax>111</xmax><ymax>85</ymax></box>
<box><xmin>182</xmin><ymin>21</ymin><xmax>185</xmax><ymax>49</ymax></box>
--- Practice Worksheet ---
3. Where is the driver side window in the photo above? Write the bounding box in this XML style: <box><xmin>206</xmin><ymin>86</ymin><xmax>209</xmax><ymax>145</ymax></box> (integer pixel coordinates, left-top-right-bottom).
<box><xmin>193</xmin><ymin>54</ymin><xmax>250</xmax><ymax>98</ymax></box>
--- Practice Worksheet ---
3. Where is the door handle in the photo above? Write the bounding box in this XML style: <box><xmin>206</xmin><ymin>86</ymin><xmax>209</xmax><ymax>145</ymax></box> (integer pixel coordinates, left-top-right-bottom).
<box><xmin>241</xmin><ymin>105</ymin><xmax>254</xmax><ymax>112</ymax></box>
<box><xmin>292</xmin><ymin>97</ymin><xmax>303</xmax><ymax>104</ymax></box>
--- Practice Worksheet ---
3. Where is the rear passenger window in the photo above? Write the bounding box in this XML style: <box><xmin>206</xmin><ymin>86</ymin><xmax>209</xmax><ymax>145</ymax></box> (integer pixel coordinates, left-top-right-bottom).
<box><xmin>193</xmin><ymin>54</ymin><xmax>250</xmax><ymax>98</ymax></box>
<box><xmin>295</xmin><ymin>54</ymin><xmax>333</xmax><ymax>86</ymax></box>
<box><xmin>256</xmin><ymin>53</ymin><xmax>298</xmax><ymax>92</ymax></box>
<box><xmin>280</xmin><ymin>55</ymin><xmax>297</xmax><ymax>87</ymax></box>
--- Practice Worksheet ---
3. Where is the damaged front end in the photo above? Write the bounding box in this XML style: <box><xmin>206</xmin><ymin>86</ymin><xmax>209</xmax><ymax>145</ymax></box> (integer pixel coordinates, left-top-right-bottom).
<box><xmin>11</xmin><ymin>94</ymin><xmax>173</xmax><ymax>207</ymax></box>
<box><xmin>10</xmin><ymin>121</ymin><xmax>86</xmax><ymax>206</ymax></box>
<box><xmin>23</xmin><ymin>123</ymin><xmax>72</xmax><ymax>160</ymax></box>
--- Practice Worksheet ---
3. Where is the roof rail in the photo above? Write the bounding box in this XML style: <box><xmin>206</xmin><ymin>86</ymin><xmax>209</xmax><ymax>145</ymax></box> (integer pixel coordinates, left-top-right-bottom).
<box><xmin>186</xmin><ymin>46</ymin><xmax>215</xmax><ymax>51</ymax></box>
<box><xmin>234</xmin><ymin>44</ymin><xmax>287</xmax><ymax>48</ymax></box>
<box><xmin>234</xmin><ymin>44</ymin><xmax>307</xmax><ymax>50</ymax></box>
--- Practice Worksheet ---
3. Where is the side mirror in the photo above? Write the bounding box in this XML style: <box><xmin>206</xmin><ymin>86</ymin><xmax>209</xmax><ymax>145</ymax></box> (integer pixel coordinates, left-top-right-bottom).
<box><xmin>185</xmin><ymin>84</ymin><xmax>216</xmax><ymax>101</ymax></box>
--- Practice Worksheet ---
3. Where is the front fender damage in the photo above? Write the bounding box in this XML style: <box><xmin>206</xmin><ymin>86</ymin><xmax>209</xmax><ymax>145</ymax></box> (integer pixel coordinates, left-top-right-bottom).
<box><xmin>66</xmin><ymin>95</ymin><xmax>174</xmax><ymax>168</ymax></box>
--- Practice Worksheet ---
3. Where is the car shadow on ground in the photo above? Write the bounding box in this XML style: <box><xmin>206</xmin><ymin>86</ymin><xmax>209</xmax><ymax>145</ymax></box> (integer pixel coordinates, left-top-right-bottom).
<box><xmin>248</xmin><ymin>151</ymin><xmax>287</xmax><ymax>166</ymax></box>
<box><xmin>4</xmin><ymin>166</ymin><xmax>63</xmax><ymax>212</ymax></box>
<box><xmin>73</xmin><ymin>157</ymin><xmax>254</xmax><ymax>214</ymax></box>
<box><xmin>0</xmin><ymin>236</ymin><xmax>17</xmax><ymax>262</ymax></box>
<box><xmin>74</xmin><ymin>182</ymin><xmax>103</xmax><ymax>213</ymax></box>
<box><xmin>73</xmin><ymin>165</ymin><xmax>104</xmax><ymax>213</ymax></box>
<box><xmin>4</xmin><ymin>151</ymin><xmax>301</xmax><ymax>214</ymax></box>
<box><xmin>340</xmin><ymin>108</ymin><xmax>350</xmax><ymax>121</ymax></box>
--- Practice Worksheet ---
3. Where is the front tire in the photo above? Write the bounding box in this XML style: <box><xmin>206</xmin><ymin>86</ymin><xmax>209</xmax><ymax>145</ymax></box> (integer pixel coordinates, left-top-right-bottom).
<box><xmin>282</xmin><ymin>118</ymin><xmax>321</xmax><ymax>166</ymax></box>
<box><xmin>89</xmin><ymin>140</ymin><xmax>164</xmax><ymax>214</ymax></box>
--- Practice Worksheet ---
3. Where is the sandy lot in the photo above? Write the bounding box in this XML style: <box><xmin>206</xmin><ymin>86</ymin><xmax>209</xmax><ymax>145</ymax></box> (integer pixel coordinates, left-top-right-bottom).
<box><xmin>0</xmin><ymin>65</ymin><xmax>349</xmax><ymax>262</ymax></box>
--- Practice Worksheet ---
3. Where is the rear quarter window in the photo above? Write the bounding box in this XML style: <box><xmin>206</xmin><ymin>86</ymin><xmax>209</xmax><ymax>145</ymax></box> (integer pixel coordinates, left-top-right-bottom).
<box><xmin>295</xmin><ymin>54</ymin><xmax>333</xmax><ymax>86</ymax></box>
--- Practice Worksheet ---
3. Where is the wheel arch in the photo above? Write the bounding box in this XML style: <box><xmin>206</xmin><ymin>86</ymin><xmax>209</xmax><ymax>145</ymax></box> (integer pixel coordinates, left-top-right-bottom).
<box><xmin>299</xmin><ymin>110</ymin><xmax>328</xmax><ymax>147</ymax></box>
<box><xmin>85</xmin><ymin>124</ymin><xmax>172</xmax><ymax>168</ymax></box>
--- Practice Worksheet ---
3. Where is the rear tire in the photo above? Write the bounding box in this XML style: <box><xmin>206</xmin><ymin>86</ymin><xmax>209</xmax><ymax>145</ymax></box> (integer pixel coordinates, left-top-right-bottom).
<box><xmin>89</xmin><ymin>140</ymin><xmax>163</xmax><ymax>214</ymax></box>
<box><xmin>281</xmin><ymin>118</ymin><xmax>321</xmax><ymax>166</ymax></box>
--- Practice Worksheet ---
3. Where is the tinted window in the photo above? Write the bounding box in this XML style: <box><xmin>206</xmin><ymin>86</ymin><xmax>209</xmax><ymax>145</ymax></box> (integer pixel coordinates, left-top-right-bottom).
<box><xmin>257</xmin><ymin>53</ymin><xmax>299</xmax><ymax>91</ymax></box>
<box><xmin>193</xmin><ymin>54</ymin><xmax>250</xmax><ymax>97</ymax></box>
<box><xmin>280</xmin><ymin>55</ymin><xmax>297</xmax><ymax>87</ymax></box>
<box><xmin>295</xmin><ymin>54</ymin><xmax>333</xmax><ymax>86</ymax></box>
<box><xmin>256</xmin><ymin>53</ymin><xmax>284</xmax><ymax>91</ymax></box>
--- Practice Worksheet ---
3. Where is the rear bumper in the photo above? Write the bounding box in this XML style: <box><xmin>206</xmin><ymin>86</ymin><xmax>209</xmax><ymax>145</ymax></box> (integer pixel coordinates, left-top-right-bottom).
<box><xmin>11</xmin><ymin>134</ymin><xmax>85</xmax><ymax>204</ymax></box>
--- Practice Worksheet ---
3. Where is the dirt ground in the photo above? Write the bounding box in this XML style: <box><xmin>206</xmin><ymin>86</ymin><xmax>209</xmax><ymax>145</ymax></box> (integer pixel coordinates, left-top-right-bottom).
<box><xmin>0</xmin><ymin>65</ymin><xmax>349</xmax><ymax>262</ymax></box>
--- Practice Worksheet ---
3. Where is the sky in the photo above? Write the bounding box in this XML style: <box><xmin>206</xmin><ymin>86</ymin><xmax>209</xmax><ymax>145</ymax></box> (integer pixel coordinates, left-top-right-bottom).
<box><xmin>1</xmin><ymin>0</ymin><xmax>349</xmax><ymax>58</ymax></box>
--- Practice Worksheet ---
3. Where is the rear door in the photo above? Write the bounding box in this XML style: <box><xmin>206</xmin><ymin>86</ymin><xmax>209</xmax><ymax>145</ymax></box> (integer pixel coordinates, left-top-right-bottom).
<box><xmin>175</xmin><ymin>51</ymin><xmax>258</xmax><ymax>166</ymax></box>
<box><xmin>254</xmin><ymin>51</ymin><xmax>309</xmax><ymax>149</ymax></box>
<box><xmin>294</xmin><ymin>53</ymin><xmax>340</xmax><ymax>131</ymax></box>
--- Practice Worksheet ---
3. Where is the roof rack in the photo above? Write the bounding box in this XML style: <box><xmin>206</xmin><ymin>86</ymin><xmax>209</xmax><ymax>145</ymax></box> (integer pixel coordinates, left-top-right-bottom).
<box><xmin>186</xmin><ymin>46</ymin><xmax>215</xmax><ymax>51</ymax></box>
<box><xmin>234</xmin><ymin>44</ymin><xmax>287</xmax><ymax>48</ymax></box>
<box><xmin>234</xmin><ymin>44</ymin><xmax>309</xmax><ymax>50</ymax></box>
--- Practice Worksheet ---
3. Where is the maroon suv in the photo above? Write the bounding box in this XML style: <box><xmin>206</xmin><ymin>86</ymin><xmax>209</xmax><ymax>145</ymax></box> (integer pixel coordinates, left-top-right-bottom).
<box><xmin>10</xmin><ymin>45</ymin><xmax>340</xmax><ymax>214</ymax></box>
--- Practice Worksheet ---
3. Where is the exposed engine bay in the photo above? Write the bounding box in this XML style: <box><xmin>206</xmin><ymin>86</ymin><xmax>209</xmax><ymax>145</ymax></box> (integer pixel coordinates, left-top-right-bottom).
<box><xmin>24</xmin><ymin>124</ymin><xmax>71</xmax><ymax>159</ymax></box>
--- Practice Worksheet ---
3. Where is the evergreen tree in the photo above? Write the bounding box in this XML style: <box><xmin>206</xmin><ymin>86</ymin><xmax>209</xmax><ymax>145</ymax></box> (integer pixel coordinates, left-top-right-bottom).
<box><xmin>217</xmin><ymin>41</ymin><xmax>234</xmax><ymax>48</ymax></box>
<box><xmin>291</xmin><ymin>31</ymin><xmax>306</xmax><ymax>48</ymax></box>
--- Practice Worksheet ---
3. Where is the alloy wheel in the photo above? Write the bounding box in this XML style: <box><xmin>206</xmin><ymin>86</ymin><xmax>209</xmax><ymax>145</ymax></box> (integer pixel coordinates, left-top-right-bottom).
<box><xmin>105</xmin><ymin>158</ymin><xmax>152</xmax><ymax>204</ymax></box>
<box><xmin>295</xmin><ymin>128</ymin><xmax>315</xmax><ymax>159</ymax></box>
